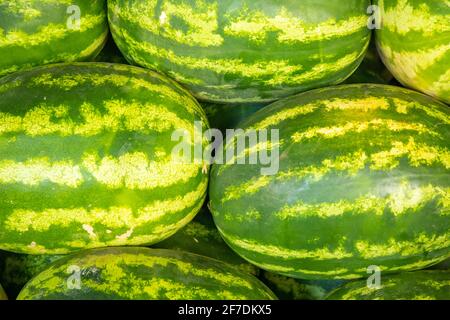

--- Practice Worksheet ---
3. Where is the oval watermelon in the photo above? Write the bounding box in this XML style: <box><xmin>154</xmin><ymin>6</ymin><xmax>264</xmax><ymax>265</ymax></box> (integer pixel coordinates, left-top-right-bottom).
<box><xmin>0</xmin><ymin>62</ymin><xmax>209</xmax><ymax>254</ymax></box>
<box><xmin>17</xmin><ymin>247</ymin><xmax>277</xmax><ymax>300</ymax></box>
<box><xmin>326</xmin><ymin>270</ymin><xmax>450</xmax><ymax>300</ymax></box>
<box><xmin>0</xmin><ymin>0</ymin><xmax>108</xmax><ymax>77</ymax></box>
<box><xmin>209</xmin><ymin>84</ymin><xmax>450</xmax><ymax>280</ymax></box>
<box><xmin>374</xmin><ymin>0</ymin><xmax>450</xmax><ymax>104</ymax></box>
<box><xmin>108</xmin><ymin>0</ymin><xmax>371</xmax><ymax>104</ymax></box>
<box><xmin>154</xmin><ymin>207</ymin><xmax>259</xmax><ymax>276</ymax></box>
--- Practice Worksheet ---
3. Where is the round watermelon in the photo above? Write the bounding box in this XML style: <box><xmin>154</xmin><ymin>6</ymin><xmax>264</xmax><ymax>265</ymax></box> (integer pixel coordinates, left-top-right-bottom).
<box><xmin>17</xmin><ymin>247</ymin><xmax>277</xmax><ymax>300</ymax></box>
<box><xmin>326</xmin><ymin>270</ymin><xmax>450</xmax><ymax>300</ymax></box>
<box><xmin>108</xmin><ymin>0</ymin><xmax>371</xmax><ymax>104</ymax></box>
<box><xmin>209</xmin><ymin>84</ymin><xmax>450</xmax><ymax>280</ymax></box>
<box><xmin>374</xmin><ymin>0</ymin><xmax>450</xmax><ymax>103</ymax></box>
<box><xmin>0</xmin><ymin>0</ymin><xmax>108</xmax><ymax>77</ymax></box>
<box><xmin>0</xmin><ymin>62</ymin><xmax>209</xmax><ymax>254</ymax></box>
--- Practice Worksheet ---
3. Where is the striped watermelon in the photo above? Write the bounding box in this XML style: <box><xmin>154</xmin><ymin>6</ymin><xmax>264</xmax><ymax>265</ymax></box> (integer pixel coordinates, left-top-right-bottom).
<box><xmin>0</xmin><ymin>0</ymin><xmax>108</xmax><ymax>77</ymax></box>
<box><xmin>0</xmin><ymin>62</ymin><xmax>209</xmax><ymax>254</ymax></box>
<box><xmin>209</xmin><ymin>84</ymin><xmax>450</xmax><ymax>280</ymax></box>
<box><xmin>0</xmin><ymin>283</ymin><xmax>6</xmax><ymax>300</ymax></box>
<box><xmin>108</xmin><ymin>0</ymin><xmax>371</xmax><ymax>104</ymax></box>
<box><xmin>17</xmin><ymin>247</ymin><xmax>277</xmax><ymax>300</ymax></box>
<box><xmin>374</xmin><ymin>0</ymin><xmax>450</xmax><ymax>104</ymax></box>
<box><xmin>0</xmin><ymin>250</ymin><xmax>63</xmax><ymax>298</ymax></box>
<box><xmin>154</xmin><ymin>207</ymin><xmax>259</xmax><ymax>276</ymax></box>
<box><xmin>326</xmin><ymin>270</ymin><xmax>450</xmax><ymax>300</ymax></box>
<box><xmin>260</xmin><ymin>271</ymin><xmax>346</xmax><ymax>300</ymax></box>
<box><xmin>202</xmin><ymin>102</ymin><xmax>267</xmax><ymax>134</ymax></box>
<box><xmin>344</xmin><ymin>40</ymin><xmax>394</xmax><ymax>85</ymax></box>
<box><xmin>0</xmin><ymin>208</ymin><xmax>259</xmax><ymax>298</ymax></box>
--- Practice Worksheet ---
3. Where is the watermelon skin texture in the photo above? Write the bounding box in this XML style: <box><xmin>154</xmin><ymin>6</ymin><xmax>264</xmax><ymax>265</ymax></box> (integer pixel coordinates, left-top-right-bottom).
<box><xmin>0</xmin><ymin>62</ymin><xmax>209</xmax><ymax>254</ymax></box>
<box><xmin>374</xmin><ymin>0</ymin><xmax>450</xmax><ymax>104</ymax></box>
<box><xmin>326</xmin><ymin>270</ymin><xmax>450</xmax><ymax>300</ymax></box>
<box><xmin>154</xmin><ymin>207</ymin><xmax>259</xmax><ymax>276</ymax></box>
<box><xmin>209</xmin><ymin>84</ymin><xmax>450</xmax><ymax>280</ymax></box>
<box><xmin>260</xmin><ymin>271</ymin><xmax>346</xmax><ymax>300</ymax></box>
<box><xmin>0</xmin><ymin>1</ymin><xmax>108</xmax><ymax>77</ymax></box>
<box><xmin>0</xmin><ymin>250</ymin><xmax>63</xmax><ymax>299</ymax></box>
<box><xmin>108</xmin><ymin>0</ymin><xmax>371</xmax><ymax>104</ymax></box>
<box><xmin>16</xmin><ymin>247</ymin><xmax>277</xmax><ymax>300</ymax></box>
<box><xmin>202</xmin><ymin>102</ymin><xmax>267</xmax><ymax>133</ymax></box>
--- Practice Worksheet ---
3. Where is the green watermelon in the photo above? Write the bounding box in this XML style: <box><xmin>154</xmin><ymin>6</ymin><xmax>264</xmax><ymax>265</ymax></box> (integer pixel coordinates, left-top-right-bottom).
<box><xmin>0</xmin><ymin>283</ymin><xmax>7</xmax><ymax>300</ymax></box>
<box><xmin>17</xmin><ymin>247</ymin><xmax>276</xmax><ymax>300</ymax></box>
<box><xmin>154</xmin><ymin>207</ymin><xmax>259</xmax><ymax>276</ymax></box>
<box><xmin>344</xmin><ymin>40</ymin><xmax>394</xmax><ymax>85</ymax></box>
<box><xmin>0</xmin><ymin>0</ymin><xmax>108</xmax><ymax>77</ymax></box>
<box><xmin>0</xmin><ymin>250</ymin><xmax>63</xmax><ymax>299</ymax></box>
<box><xmin>326</xmin><ymin>270</ymin><xmax>450</xmax><ymax>300</ymax></box>
<box><xmin>0</xmin><ymin>62</ymin><xmax>209</xmax><ymax>254</ymax></box>
<box><xmin>0</xmin><ymin>208</ymin><xmax>258</xmax><ymax>299</ymax></box>
<box><xmin>108</xmin><ymin>0</ymin><xmax>371</xmax><ymax>104</ymax></box>
<box><xmin>202</xmin><ymin>102</ymin><xmax>267</xmax><ymax>133</ymax></box>
<box><xmin>209</xmin><ymin>84</ymin><xmax>450</xmax><ymax>280</ymax></box>
<box><xmin>260</xmin><ymin>271</ymin><xmax>346</xmax><ymax>300</ymax></box>
<box><xmin>92</xmin><ymin>35</ymin><xmax>127</xmax><ymax>64</ymax></box>
<box><xmin>374</xmin><ymin>0</ymin><xmax>450</xmax><ymax>104</ymax></box>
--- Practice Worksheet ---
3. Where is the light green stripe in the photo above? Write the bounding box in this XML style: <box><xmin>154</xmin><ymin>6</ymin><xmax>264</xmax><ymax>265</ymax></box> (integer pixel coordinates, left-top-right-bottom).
<box><xmin>0</xmin><ymin>152</ymin><xmax>201</xmax><ymax>190</ymax></box>
<box><xmin>0</xmin><ymin>14</ymin><xmax>106</xmax><ymax>47</ymax></box>
<box><xmin>4</xmin><ymin>179</ymin><xmax>208</xmax><ymax>233</ymax></box>
<box><xmin>0</xmin><ymin>99</ymin><xmax>196</xmax><ymax>137</ymax></box>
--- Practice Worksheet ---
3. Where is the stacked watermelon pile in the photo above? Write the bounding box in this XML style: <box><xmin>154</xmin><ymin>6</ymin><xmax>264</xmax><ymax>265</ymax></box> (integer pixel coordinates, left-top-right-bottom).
<box><xmin>0</xmin><ymin>0</ymin><xmax>448</xmax><ymax>300</ymax></box>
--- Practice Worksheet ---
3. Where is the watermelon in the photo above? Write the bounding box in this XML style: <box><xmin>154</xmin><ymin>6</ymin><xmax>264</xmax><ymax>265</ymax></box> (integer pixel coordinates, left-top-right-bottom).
<box><xmin>16</xmin><ymin>247</ymin><xmax>277</xmax><ymax>300</ymax></box>
<box><xmin>154</xmin><ymin>207</ymin><xmax>259</xmax><ymax>276</ymax></box>
<box><xmin>0</xmin><ymin>0</ymin><xmax>108</xmax><ymax>77</ymax></box>
<box><xmin>0</xmin><ymin>208</ymin><xmax>259</xmax><ymax>298</ymax></box>
<box><xmin>0</xmin><ymin>62</ymin><xmax>209</xmax><ymax>254</ymax></box>
<box><xmin>209</xmin><ymin>84</ymin><xmax>450</xmax><ymax>280</ymax></box>
<box><xmin>326</xmin><ymin>270</ymin><xmax>450</xmax><ymax>300</ymax></box>
<box><xmin>0</xmin><ymin>283</ymin><xmax>7</xmax><ymax>300</ymax></box>
<box><xmin>344</xmin><ymin>40</ymin><xmax>394</xmax><ymax>85</ymax></box>
<box><xmin>202</xmin><ymin>102</ymin><xmax>267</xmax><ymax>134</ymax></box>
<box><xmin>0</xmin><ymin>250</ymin><xmax>63</xmax><ymax>298</ymax></box>
<box><xmin>260</xmin><ymin>271</ymin><xmax>346</xmax><ymax>300</ymax></box>
<box><xmin>108</xmin><ymin>0</ymin><xmax>371</xmax><ymax>104</ymax></box>
<box><xmin>374</xmin><ymin>0</ymin><xmax>450</xmax><ymax>104</ymax></box>
<box><xmin>92</xmin><ymin>35</ymin><xmax>127</xmax><ymax>64</ymax></box>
